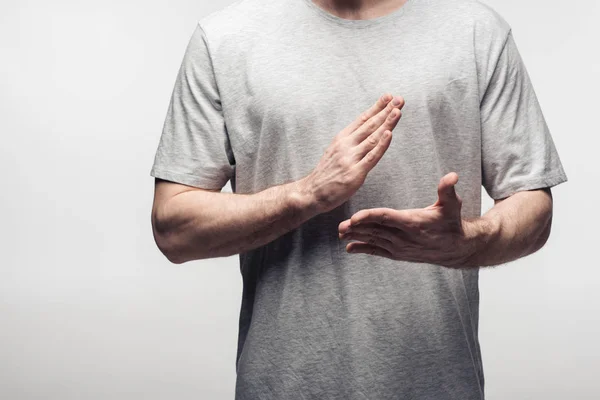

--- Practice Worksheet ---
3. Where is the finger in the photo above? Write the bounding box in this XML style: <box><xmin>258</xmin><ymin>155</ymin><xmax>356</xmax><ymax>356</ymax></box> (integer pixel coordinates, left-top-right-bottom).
<box><xmin>346</xmin><ymin>242</ymin><xmax>394</xmax><ymax>259</ymax></box>
<box><xmin>435</xmin><ymin>172</ymin><xmax>460</xmax><ymax>207</ymax></box>
<box><xmin>339</xmin><ymin>221</ymin><xmax>394</xmax><ymax>236</ymax></box>
<box><xmin>339</xmin><ymin>222</ymin><xmax>406</xmax><ymax>244</ymax></box>
<box><xmin>354</xmin><ymin>107</ymin><xmax>402</xmax><ymax>158</ymax></box>
<box><xmin>343</xmin><ymin>223</ymin><xmax>423</xmax><ymax>246</ymax></box>
<box><xmin>349</xmin><ymin>207</ymin><xmax>419</xmax><ymax>231</ymax></box>
<box><xmin>340</xmin><ymin>93</ymin><xmax>393</xmax><ymax>136</ymax></box>
<box><xmin>338</xmin><ymin>219</ymin><xmax>352</xmax><ymax>233</ymax></box>
<box><xmin>351</xmin><ymin>96</ymin><xmax>404</xmax><ymax>144</ymax></box>
<box><xmin>339</xmin><ymin>232</ymin><xmax>395</xmax><ymax>253</ymax></box>
<box><xmin>354</xmin><ymin>129</ymin><xmax>393</xmax><ymax>173</ymax></box>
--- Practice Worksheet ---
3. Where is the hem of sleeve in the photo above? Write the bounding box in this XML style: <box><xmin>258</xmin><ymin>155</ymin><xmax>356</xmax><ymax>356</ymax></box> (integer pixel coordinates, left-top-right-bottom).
<box><xmin>486</xmin><ymin>170</ymin><xmax>568</xmax><ymax>200</ymax></box>
<box><xmin>150</xmin><ymin>167</ymin><xmax>226</xmax><ymax>190</ymax></box>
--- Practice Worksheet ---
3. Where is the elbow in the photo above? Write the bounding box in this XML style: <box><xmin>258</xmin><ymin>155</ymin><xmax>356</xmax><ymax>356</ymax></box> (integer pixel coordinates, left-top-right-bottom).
<box><xmin>527</xmin><ymin>188</ymin><xmax>554</xmax><ymax>256</ymax></box>
<box><xmin>162</xmin><ymin>245</ymin><xmax>188</xmax><ymax>265</ymax></box>
<box><xmin>529</xmin><ymin>212</ymin><xmax>553</xmax><ymax>256</ymax></box>
<box><xmin>153</xmin><ymin>230</ymin><xmax>187</xmax><ymax>265</ymax></box>
<box><xmin>151</xmin><ymin>213</ymin><xmax>189</xmax><ymax>265</ymax></box>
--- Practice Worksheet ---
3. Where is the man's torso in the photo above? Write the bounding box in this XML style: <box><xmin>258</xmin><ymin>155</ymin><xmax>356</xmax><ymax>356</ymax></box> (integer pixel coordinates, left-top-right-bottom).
<box><xmin>199</xmin><ymin>0</ymin><xmax>509</xmax><ymax>398</ymax></box>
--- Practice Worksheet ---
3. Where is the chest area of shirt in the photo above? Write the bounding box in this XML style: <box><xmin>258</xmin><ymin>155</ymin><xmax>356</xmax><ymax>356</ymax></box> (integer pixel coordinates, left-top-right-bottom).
<box><xmin>227</xmin><ymin>31</ymin><xmax>475</xmax><ymax>132</ymax></box>
<box><xmin>218</xmin><ymin>28</ymin><xmax>480</xmax><ymax>185</ymax></box>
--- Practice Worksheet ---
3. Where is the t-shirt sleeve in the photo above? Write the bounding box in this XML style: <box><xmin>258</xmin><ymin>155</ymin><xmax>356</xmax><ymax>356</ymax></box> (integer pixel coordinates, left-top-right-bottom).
<box><xmin>480</xmin><ymin>30</ymin><xmax>568</xmax><ymax>200</ymax></box>
<box><xmin>150</xmin><ymin>23</ymin><xmax>235</xmax><ymax>190</ymax></box>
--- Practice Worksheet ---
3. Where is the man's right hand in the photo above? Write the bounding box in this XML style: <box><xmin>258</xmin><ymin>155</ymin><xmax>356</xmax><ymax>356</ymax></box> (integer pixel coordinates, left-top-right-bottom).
<box><xmin>300</xmin><ymin>93</ymin><xmax>405</xmax><ymax>214</ymax></box>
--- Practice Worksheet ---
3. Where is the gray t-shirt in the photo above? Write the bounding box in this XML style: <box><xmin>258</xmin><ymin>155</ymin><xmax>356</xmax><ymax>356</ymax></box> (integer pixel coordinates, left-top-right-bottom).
<box><xmin>150</xmin><ymin>0</ymin><xmax>568</xmax><ymax>398</ymax></box>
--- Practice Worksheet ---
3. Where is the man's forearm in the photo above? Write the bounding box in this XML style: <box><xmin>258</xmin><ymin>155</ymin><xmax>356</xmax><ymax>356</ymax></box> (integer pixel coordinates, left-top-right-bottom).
<box><xmin>463</xmin><ymin>188</ymin><xmax>554</xmax><ymax>268</ymax></box>
<box><xmin>153</xmin><ymin>177</ymin><xmax>319</xmax><ymax>263</ymax></box>
<box><xmin>152</xmin><ymin>94</ymin><xmax>406</xmax><ymax>264</ymax></box>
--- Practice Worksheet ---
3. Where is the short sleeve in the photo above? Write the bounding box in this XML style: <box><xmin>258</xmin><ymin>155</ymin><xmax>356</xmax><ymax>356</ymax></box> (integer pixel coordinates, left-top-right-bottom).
<box><xmin>150</xmin><ymin>23</ymin><xmax>235</xmax><ymax>190</ymax></box>
<box><xmin>480</xmin><ymin>30</ymin><xmax>568</xmax><ymax>200</ymax></box>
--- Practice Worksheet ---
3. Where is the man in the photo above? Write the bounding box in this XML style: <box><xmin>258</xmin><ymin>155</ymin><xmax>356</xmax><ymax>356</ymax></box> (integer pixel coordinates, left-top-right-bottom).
<box><xmin>150</xmin><ymin>0</ymin><xmax>568</xmax><ymax>398</ymax></box>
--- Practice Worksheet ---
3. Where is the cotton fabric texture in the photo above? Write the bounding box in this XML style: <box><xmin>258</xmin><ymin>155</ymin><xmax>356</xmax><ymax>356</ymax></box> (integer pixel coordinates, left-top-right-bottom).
<box><xmin>150</xmin><ymin>0</ymin><xmax>568</xmax><ymax>398</ymax></box>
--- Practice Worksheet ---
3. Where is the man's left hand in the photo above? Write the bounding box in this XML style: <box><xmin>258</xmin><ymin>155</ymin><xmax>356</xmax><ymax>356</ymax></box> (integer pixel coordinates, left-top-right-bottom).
<box><xmin>338</xmin><ymin>172</ymin><xmax>481</xmax><ymax>268</ymax></box>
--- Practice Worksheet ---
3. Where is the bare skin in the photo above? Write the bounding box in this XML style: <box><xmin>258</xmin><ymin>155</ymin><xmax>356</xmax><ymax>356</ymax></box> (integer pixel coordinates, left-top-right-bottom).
<box><xmin>152</xmin><ymin>93</ymin><xmax>405</xmax><ymax>263</ymax></box>
<box><xmin>338</xmin><ymin>172</ymin><xmax>554</xmax><ymax>268</ymax></box>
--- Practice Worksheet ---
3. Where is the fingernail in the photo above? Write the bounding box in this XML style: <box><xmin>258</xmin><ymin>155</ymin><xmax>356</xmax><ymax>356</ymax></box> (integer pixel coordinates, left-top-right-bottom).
<box><xmin>392</xmin><ymin>96</ymin><xmax>402</xmax><ymax>106</ymax></box>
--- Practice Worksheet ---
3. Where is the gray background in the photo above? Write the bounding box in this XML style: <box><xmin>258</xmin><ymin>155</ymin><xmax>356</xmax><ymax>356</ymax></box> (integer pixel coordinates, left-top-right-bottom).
<box><xmin>0</xmin><ymin>0</ymin><xmax>597</xmax><ymax>399</ymax></box>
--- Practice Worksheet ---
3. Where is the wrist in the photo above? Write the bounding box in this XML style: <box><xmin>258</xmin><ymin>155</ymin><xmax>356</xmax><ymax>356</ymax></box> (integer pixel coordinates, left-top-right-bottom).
<box><xmin>286</xmin><ymin>176</ymin><xmax>321</xmax><ymax>220</ymax></box>
<box><xmin>461</xmin><ymin>215</ymin><xmax>502</xmax><ymax>268</ymax></box>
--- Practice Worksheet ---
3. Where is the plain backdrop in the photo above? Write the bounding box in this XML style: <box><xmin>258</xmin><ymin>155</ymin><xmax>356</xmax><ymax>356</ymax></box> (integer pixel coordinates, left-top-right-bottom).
<box><xmin>1</xmin><ymin>0</ymin><xmax>598</xmax><ymax>399</ymax></box>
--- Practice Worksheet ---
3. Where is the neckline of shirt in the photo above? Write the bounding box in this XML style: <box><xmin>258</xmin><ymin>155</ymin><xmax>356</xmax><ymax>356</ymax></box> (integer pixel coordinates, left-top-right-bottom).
<box><xmin>301</xmin><ymin>0</ymin><xmax>417</xmax><ymax>29</ymax></box>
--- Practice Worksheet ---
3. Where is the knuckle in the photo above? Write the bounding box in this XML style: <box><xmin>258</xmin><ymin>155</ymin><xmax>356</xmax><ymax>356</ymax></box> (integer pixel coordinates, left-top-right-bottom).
<box><xmin>349</xmin><ymin>151</ymin><xmax>361</xmax><ymax>165</ymax></box>
<box><xmin>340</xmin><ymin>154</ymin><xmax>352</xmax><ymax>168</ymax></box>
<box><xmin>381</xmin><ymin>212</ymin><xmax>389</xmax><ymax>225</ymax></box>
<box><xmin>368</xmin><ymin>119</ymin><xmax>378</xmax><ymax>131</ymax></box>
<box><xmin>347</xmin><ymin>152</ymin><xmax>357</xmax><ymax>165</ymax></box>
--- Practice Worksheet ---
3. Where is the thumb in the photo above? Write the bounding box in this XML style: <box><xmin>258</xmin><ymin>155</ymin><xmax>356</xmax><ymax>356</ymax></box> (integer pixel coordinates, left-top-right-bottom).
<box><xmin>436</xmin><ymin>172</ymin><xmax>461</xmax><ymax>208</ymax></box>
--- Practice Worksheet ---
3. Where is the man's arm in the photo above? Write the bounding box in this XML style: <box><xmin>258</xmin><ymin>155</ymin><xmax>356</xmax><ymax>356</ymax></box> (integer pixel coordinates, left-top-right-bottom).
<box><xmin>462</xmin><ymin>187</ymin><xmax>553</xmax><ymax>267</ymax></box>
<box><xmin>151</xmin><ymin>178</ymin><xmax>316</xmax><ymax>264</ymax></box>
<box><xmin>152</xmin><ymin>94</ymin><xmax>405</xmax><ymax>264</ymax></box>
<box><xmin>337</xmin><ymin>172</ymin><xmax>555</xmax><ymax>269</ymax></box>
